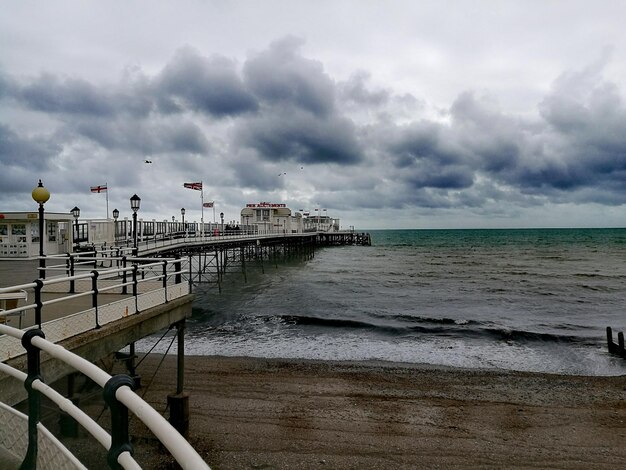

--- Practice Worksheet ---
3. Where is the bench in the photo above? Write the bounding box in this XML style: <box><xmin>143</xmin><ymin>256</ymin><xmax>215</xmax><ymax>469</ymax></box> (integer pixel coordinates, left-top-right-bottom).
<box><xmin>0</xmin><ymin>290</ymin><xmax>28</xmax><ymax>328</ymax></box>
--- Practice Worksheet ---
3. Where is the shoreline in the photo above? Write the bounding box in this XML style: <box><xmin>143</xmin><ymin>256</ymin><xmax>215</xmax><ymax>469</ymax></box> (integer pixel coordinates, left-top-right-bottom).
<box><xmin>96</xmin><ymin>353</ymin><xmax>626</xmax><ymax>469</ymax></box>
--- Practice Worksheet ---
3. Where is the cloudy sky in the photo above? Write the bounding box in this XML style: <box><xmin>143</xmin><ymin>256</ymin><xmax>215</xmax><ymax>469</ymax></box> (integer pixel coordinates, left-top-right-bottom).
<box><xmin>2</xmin><ymin>1</ymin><xmax>626</xmax><ymax>229</ymax></box>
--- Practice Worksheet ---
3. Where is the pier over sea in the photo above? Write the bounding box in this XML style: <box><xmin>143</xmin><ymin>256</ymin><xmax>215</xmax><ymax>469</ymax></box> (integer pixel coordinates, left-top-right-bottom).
<box><xmin>0</xmin><ymin>229</ymin><xmax>371</xmax><ymax>468</ymax></box>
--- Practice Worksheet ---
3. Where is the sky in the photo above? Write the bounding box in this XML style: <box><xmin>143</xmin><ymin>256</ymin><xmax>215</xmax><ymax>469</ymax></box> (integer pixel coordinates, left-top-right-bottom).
<box><xmin>2</xmin><ymin>1</ymin><xmax>626</xmax><ymax>229</ymax></box>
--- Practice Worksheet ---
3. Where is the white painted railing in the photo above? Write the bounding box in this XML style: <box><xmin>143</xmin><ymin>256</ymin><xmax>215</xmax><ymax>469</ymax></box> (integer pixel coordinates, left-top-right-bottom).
<box><xmin>0</xmin><ymin>323</ymin><xmax>209</xmax><ymax>468</ymax></box>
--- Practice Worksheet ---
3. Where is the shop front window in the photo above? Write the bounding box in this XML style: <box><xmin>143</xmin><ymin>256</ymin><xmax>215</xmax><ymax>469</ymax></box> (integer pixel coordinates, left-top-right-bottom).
<box><xmin>12</xmin><ymin>224</ymin><xmax>27</xmax><ymax>243</ymax></box>
<box><xmin>31</xmin><ymin>224</ymin><xmax>40</xmax><ymax>243</ymax></box>
<box><xmin>48</xmin><ymin>222</ymin><xmax>57</xmax><ymax>242</ymax></box>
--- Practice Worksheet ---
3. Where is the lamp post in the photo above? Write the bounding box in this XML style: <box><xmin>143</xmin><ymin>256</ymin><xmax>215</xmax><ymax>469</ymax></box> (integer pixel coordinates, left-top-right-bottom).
<box><xmin>71</xmin><ymin>206</ymin><xmax>80</xmax><ymax>252</ymax></box>
<box><xmin>32</xmin><ymin>180</ymin><xmax>50</xmax><ymax>279</ymax></box>
<box><xmin>181</xmin><ymin>208</ymin><xmax>185</xmax><ymax>235</ymax></box>
<box><xmin>112</xmin><ymin>208</ymin><xmax>119</xmax><ymax>244</ymax></box>
<box><xmin>130</xmin><ymin>194</ymin><xmax>141</xmax><ymax>256</ymax></box>
<box><xmin>220</xmin><ymin>212</ymin><xmax>224</xmax><ymax>235</ymax></box>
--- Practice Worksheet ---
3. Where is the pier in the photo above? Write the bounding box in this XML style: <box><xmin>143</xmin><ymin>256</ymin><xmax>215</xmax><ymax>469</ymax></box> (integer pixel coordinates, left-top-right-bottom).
<box><xmin>0</xmin><ymin>226</ymin><xmax>371</xmax><ymax>468</ymax></box>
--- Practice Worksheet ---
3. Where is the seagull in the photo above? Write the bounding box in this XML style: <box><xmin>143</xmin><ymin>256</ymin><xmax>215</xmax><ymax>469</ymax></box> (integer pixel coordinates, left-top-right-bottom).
<box><xmin>145</xmin><ymin>159</ymin><xmax>153</xmax><ymax>164</ymax></box>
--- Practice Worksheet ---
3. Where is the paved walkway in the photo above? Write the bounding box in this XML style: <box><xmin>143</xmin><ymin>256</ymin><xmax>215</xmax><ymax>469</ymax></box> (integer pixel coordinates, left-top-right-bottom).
<box><xmin>0</xmin><ymin>259</ymin><xmax>41</xmax><ymax>287</ymax></box>
<box><xmin>0</xmin><ymin>259</ymin><xmax>130</xmax><ymax>329</ymax></box>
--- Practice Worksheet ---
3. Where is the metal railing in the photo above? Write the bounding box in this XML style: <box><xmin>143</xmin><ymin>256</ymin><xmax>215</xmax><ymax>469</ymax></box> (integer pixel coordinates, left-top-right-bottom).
<box><xmin>0</xmin><ymin>322</ymin><xmax>209</xmax><ymax>469</ymax></box>
<box><xmin>0</xmin><ymin>254</ymin><xmax>190</xmax><ymax>361</ymax></box>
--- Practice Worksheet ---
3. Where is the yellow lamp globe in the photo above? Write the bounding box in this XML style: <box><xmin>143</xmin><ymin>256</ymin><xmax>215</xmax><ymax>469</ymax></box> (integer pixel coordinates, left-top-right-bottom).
<box><xmin>32</xmin><ymin>179</ymin><xmax>50</xmax><ymax>204</ymax></box>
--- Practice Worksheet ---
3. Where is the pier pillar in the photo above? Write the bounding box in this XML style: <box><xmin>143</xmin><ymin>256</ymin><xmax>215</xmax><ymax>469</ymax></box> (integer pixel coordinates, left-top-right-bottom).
<box><xmin>168</xmin><ymin>320</ymin><xmax>189</xmax><ymax>437</ymax></box>
<box><xmin>59</xmin><ymin>373</ymin><xmax>79</xmax><ymax>437</ymax></box>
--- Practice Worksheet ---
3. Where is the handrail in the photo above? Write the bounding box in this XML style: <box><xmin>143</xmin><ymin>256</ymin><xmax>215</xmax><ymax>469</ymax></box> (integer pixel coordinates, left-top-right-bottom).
<box><xmin>0</xmin><ymin>255</ymin><xmax>190</xmax><ymax>340</ymax></box>
<box><xmin>0</xmin><ymin>362</ymin><xmax>139</xmax><ymax>469</ymax></box>
<box><xmin>0</xmin><ymin>323</ymin><xmax>209</xmax><ymax>469</ymax></box>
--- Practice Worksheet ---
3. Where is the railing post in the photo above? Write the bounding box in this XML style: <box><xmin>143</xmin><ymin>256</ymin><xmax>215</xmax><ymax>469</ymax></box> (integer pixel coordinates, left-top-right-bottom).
<box><xmin>121</xmin><ymin>256</ymin><xmax>127</xmax><ymax>295</ymax></box>
<box><xmin>132</xmin><ymin>264</ymin><xmax>138</xmax><ymax>297</ymax></box>
<box><xmin>168</xmin><ymin>320</ymin><xmax>189</xmax><ymax>438</ymax></box>
<box><xmin>103</xmin><ymin>375</ymin><xmax>135</xmax><ymax>469</ymax></box>
<box><xmin>175</xmin><ymin>255</ymin><xmax>182</xmax><ymax>285</ymax></box>
<box><xmin>69</xmin><ymin>255</ymin><xmax>75</xmax><ymax>294</ymax></box>
<box><xmin>20</xmin><ymin>329</ymin><xmax>46</xmax><ymax>469</ymax></box>
<box><xmin>34</xmin><ymin>279</ymin><xmax>44</xmax><ymax>329</ymax></box>
<box><xmin>92</xmin><ymin>270</ymin><xmax>100</xmax><ymax>329</ymax></box>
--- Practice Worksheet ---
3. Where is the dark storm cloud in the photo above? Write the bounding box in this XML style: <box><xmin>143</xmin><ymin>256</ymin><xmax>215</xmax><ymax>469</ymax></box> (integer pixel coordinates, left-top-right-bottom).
<box><xmin>19</xmin><ymin>73</ymin><xmax>117</xmax><ymax>116</ymax></box>
<box><xmin>73</xmin><ymin>118</ymin><xmax>210</xmax><ymax>154</ymax></box>
<box><xmin>236</xmin><ymin>108</ymin><xmax>362</xmax><ymax>165</ymax></box>
<box><xmin>0</xmin><ymin>124</ymin><xmax>57</xmax><ymax>170</ymax></box>
<box><xmin>338</xmin><ymin>71</ymin><xmax>390</xmax><ymax>106</ymax></box>
<box><xmin>236</xmin><ymin>37</ymin><xmax>363</xmax><ymax>167</ymax></box>
<box><xmin>243</xmin><ymin>36</ymin><xmax>335</xmax><ymax>117</ymax></box>
<box><xmin>379</xmin><ymin>63</ymin><xmax>626</xmax><ymax>206</ymax></box>
<box><xmin>517</xmin><ymin>61</ymin><xmax>626</xmax><ymax>192</ymax></box>
<box><xmin>449</xmin><ymin>92</ymin><xmax>522</xmax><ymax>173</ymax></box>
<box><xmin>382</xmin><ymin>119</ymin><xmax>474</xmax><ymax>191</ymax></box>
<box><xmin>155</xmin><ymin>47</ymin><xmax>258</xmax><ymax>116</ymax></box>
<box><xmin>231</xmin><ymin>151</ymin><xmax>285</xmax><ymax>190</ymax></box>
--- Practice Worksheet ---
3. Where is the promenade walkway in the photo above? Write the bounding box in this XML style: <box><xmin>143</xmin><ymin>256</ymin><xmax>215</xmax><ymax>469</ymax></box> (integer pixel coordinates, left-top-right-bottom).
<box><xmin>0</xmin><ymin>259</ymin><xmax>130</xmax><ymax>330</ymax></box>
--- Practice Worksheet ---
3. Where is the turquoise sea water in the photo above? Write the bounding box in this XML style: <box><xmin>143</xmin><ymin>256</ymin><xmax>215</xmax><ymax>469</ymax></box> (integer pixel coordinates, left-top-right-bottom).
<box><xmin>143</xmin><ymin>228</ymin><xmax>626</xmax><ymax>375</ymax></box>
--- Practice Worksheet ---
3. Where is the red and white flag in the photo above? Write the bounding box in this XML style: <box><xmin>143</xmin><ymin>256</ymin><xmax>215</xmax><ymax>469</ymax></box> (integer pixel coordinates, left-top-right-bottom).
<box><xmin>90</xmin><ymin>184</ymin><xmax>107</xmax><ymax>193</ymax></box>
<box><xmin>203</xmin><ymin>201</ymin><xmax>214</xmax><ymax>208</ymax></box>
<box><xmin>183</xmin><ymin>182</ymin><xmax>203</xmax><ymax>191</ymax></box>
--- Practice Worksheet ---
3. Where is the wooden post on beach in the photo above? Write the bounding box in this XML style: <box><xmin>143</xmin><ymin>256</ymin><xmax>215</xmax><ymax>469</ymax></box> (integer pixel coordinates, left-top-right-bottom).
<box><xmin>167</xmin><ymin>319</ymin><xmax>189</xmax><ymax>438</ymax></box>
<box><xmin>607</xmin><ymin>326</ymin><xmax>626</xmax><ymax>358</ymax></box>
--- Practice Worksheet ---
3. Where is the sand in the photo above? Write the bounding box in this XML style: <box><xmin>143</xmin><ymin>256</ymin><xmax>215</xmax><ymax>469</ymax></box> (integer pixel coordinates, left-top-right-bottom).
<box><xmin>88</xmin><ymin>354</ymin><xmax>626</xmax><ymax>469</ymax></box>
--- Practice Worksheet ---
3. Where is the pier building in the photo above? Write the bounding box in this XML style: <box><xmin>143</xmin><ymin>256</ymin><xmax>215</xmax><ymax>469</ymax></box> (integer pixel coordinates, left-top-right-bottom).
<box><xmin>240</xmin><ymin>202</ymin><xmax>340</xmax><ymax>235</ymax></box>
<box><xmin>0</xmin><ymin>211</ymin><xmax>74</xmax><ymax>258</ymax></box>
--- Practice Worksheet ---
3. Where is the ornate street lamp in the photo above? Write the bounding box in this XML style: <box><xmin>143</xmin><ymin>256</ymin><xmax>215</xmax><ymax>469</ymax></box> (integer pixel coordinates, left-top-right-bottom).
<box><xmin>71</xmin><ymin>206</ymin><xmax>80</xmax><ymax>251</ymax></box>
<box><xmin>181</xmin><ymin>208</ymin><xmax>185</xmax><ymax>226</ymax></box>
<box><xmin>112</xmin><ymin>208</ymin><xmax>119</xmax><ymax>243</ymax></box>
<box><xmin>220</xmin><ymin>212</ymin><xmax>224</xmax><ymax>234</ymax></box>
<box><xmin>130</xmin><ymin>194</ymin><xmax>141</xmax><ymax>255</ymax></box>
<box><xmin>32</xmin><ymin>180</ymin><xmax>50</xmax><ymax>279</ymax></box>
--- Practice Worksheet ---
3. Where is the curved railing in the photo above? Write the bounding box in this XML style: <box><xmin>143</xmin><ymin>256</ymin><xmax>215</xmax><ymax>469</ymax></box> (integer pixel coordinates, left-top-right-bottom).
<box><xmin>0</xmin><ymin>322</ymin><xmax>209</xmax><ymax>469</ymax></box>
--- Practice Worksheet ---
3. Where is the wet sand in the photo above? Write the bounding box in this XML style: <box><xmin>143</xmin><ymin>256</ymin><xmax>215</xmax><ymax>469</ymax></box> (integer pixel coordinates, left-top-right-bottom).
<box><xmin>115</xmin><ymin>354</ymin><xmax>626</xmax><ymax>469</ymax></box>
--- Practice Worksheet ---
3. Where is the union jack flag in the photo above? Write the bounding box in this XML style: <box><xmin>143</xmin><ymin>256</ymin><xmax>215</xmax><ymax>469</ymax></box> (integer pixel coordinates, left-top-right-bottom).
<box><xmin>183</xmin><ymin>182</ymin><xmax>202</xmax><ymax>191</ymax></box>
<box><xmin>90</xmin><ymin>184</ymin><xmax>107</xmax><ymax>193</ymax></box>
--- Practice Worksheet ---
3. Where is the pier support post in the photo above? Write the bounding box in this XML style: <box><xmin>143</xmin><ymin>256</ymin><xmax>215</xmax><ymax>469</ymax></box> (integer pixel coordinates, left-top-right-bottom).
<box><xmin>59</xmin><ymin>373</ymin><xmax>79</xmax><ymax>437</ymax></box>
<box><xmin>168</xmin><ymin>320</ymin><xmax>189</xmax><ymax>438</ymax></box>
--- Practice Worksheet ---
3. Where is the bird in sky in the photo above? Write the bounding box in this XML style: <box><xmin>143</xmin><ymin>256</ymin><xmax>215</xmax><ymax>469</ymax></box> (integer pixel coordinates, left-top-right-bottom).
<box><xmin>145</xmin><ymin>159</ymin><xmax>153</xmax><ymax>164</ymax></box>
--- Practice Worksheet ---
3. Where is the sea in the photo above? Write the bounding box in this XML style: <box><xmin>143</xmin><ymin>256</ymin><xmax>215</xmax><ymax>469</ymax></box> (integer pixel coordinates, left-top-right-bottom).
<box><xmin>140</xmin><ymin>228</ymin><xmax>626</xmax><ymax>376</ymax></box>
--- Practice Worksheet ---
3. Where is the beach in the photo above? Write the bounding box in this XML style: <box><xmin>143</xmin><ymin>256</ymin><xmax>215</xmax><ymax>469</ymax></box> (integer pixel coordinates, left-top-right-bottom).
<box><xmin>113</xmin><ymin>354</ymin><xmax>626</xmax><ymax>469</ymax></box>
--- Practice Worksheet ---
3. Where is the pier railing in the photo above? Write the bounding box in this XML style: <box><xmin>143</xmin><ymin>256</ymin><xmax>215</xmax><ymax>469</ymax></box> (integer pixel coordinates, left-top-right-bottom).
<box><xmin>0</xmin><ymin>322</ymin><xmax>209</xmax><ymax>469</ymax></box>
<box><xmin>0</xmin><ymin>255</ymin><xmax>190</xmax><ymax>361</ymax></box>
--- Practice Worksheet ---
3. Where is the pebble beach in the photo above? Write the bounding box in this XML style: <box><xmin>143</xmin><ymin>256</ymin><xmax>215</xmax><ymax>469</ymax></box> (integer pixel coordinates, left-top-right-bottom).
<box><xmin>115</xmin><ymin>354</ymin><xmax>626</xmax><ymax>469</ymax></box>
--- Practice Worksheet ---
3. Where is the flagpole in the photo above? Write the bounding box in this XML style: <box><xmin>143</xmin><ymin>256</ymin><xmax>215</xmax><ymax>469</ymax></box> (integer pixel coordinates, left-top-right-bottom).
<box><xmin>201</xmin><ymin>181</ymin><xmax>204</xmax><ymax>236</ymax></box>
<box><xmin>106</xmin><ymin>181</ymin><xmax>109</xmax><ymax>219</ymax></box>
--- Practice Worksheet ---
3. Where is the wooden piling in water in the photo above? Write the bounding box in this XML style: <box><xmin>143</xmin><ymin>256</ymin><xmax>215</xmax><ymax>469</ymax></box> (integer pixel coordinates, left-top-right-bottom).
<box><xmin>606</xmin><ymin>326</ymin><xmax>626</xmax><ymax>358</ymax></box>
